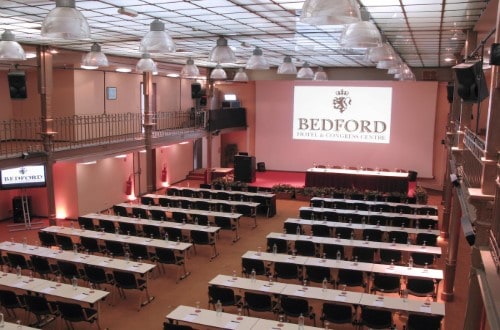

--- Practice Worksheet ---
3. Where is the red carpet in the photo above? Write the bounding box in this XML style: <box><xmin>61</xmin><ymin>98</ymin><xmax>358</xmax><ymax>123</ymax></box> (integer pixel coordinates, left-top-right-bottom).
<box><xmin>250</xmin><ymin>170</ymin><xmax>305</xmax><ymax>188</ymax></box>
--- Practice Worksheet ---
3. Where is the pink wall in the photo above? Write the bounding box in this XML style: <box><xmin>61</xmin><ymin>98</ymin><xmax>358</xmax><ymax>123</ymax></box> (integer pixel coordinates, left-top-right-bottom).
<box><xmin>156</xmin><ymin>142</ymin><xmax>194</xmax><ymax>189</ymax></box>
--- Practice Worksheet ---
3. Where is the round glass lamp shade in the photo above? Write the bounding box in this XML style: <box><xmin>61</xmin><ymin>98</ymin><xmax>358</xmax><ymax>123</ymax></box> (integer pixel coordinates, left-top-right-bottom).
<box><xmin>233</xmin><ymin>68</ymin><xmax>249</xmax><ymax>82</ymax></box>
<box><xmin>277</xmin><ymin>56</ymin><xmax>297</xmax><ymax>74</ymax></box>
<box><xmin>136</xmin><ymin>53</ymin><xmax>157</xmax><ymax>72</ymax></box>
<box><xmin>300</xmin><ymin>0</ymin><xmax>361</xmax><ymax>25</ymax></box>
<box><xmin>297</xmin><ymin>62</ymin><xmax>314</xmax><ymax>79</ymax></box>
<box><xmin>181</xmin><ymin>58</ymin><xmax>200</xmax><ymax>78</ymax></box>
<box><xmin>340</xmin><ymin>21</ymin><xmax>382</xmax><ymax>48</ymax></box>
<box><xmin>0</xmin><ymin>30</ymin><xmax>26</xmax><ymax>61</ymax></box>
<box><xmin>210</xmin><ymin>64</ymin><xmax>227</xmax><ymax>80</ymax></box>
<box><xmin>140</xmin><ymin>19</ymin><xmax>175</xmax><ymax>53</ymax></box>
<box><xmin>366</xmin><ymin>43</ymin><xmax>394</xmax><ymax>63</ymax></box>
<box><xmin>376</xmin><ymin>59</ymin><xmax>397</xmax><ymax>70</ymax></box>
<box><xmin>313</xmin><ymin>67</ymin><xmax>328</xmax><ymax>80</ymax></box>
<box><xmin>81</xmin><ymin>43</ymin><xmax>108</xmax><ymax>67</ymax></box>
<box><xmin>209</xmin><ymin>37</ymin><xmax>236</xmax><ymax>63</ymax></box>
<box><xmin>41</xmin><ymin>0</ymin><xmax>90</xmax><ymax>40</ymax></box>
<box><xmin>246</xmin><ymin>47</ymin><xmax>269</xmax><ymax>70</ymax></box>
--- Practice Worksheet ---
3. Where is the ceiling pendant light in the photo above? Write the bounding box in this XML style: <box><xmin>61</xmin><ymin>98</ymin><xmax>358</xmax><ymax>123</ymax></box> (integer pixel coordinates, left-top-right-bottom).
<box><xmin>300</xmin><ymin>0</ymin><xmax>361</xmax><ymax>25</ymax></box>
<box><xmin>366</xmin><ymin>42</ymin><xmax>394</xmax><ymax>63</ymax></box>
<box><xmin>340</xmin><ymin>21</ymin><xmax>382</xmax><ymax>48</ymax></box>
<box><xmin>277</xmin><ymin>56</ymin><xmax>297</xmax><ymax>74</ymax></box>
<box><xmin>181</xmin><ymin>58</ymin><xmax>200</xmax><ymax>78</ymax></box>
<box><xmin>246</xmin><ymin>47</ymin><xmax>269</xmax><ymax>70</ymax></box>
<box><xmin>297</xmin><ymin>62</ymin><xmax>314</xmax><ymax>79</ymax></box>
<box><xmin>0</xmin><ymin>30</ymin><xmax>26</xmax><ymax>61</ymax></box>
<box><xmin>136</xmin><ymin>53</ymin><xmax>157</xmax><ymax>72</ymax></box>
<box><xmin>233</xmin><ymin>68</ymin><xmax>249</xmax><ymax>82</ymax></box>
<box><xmin>313</xmin><ymin>67</ymin><xmax>328</xmax><ymax>81</ymax></box>
<box><xmin>81</xmin><ymin>42</ymin><xmax>108</xmax><ymax>69</ymax></box>
<box><xmin>41</xmin><ymin>0</ymin><xmax>90</xmax><ymax>40</ymax></box>
<box><xmin>140</xmin><ymin>19</ymin><xmax>176</xmax><ymax>54</ymax></box>
<box><xmin>210</xmin><ymin>63</ymin><xmax>227</xmax><ymax>80</ymax></box>
<box><xmin>209</xmin><ymin>37</ymin><xmax>236</xmax><ymax>63</ymax></box>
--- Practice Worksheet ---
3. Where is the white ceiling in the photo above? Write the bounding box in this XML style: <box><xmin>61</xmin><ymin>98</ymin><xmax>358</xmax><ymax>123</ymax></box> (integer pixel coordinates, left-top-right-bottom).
<box><xmin>0</xmin><ymin>0</ymin><xmax>496</xmax><ymax>70</ymax></box>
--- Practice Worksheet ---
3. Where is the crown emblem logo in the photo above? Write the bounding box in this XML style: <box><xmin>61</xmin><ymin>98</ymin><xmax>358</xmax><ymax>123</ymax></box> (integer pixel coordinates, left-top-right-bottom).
<box><xmin>333</xmin><ymin>89</ymin><xmax>352</xmax><ymax>113</ymax></box>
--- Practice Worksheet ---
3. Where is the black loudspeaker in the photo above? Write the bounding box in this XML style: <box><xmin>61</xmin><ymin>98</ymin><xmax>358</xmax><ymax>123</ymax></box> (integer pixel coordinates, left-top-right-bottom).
<box><xmin>453</xmin><ymin>61</ymin><xmax>489</xmax><ymax>103</ymax></box>
<box><xmin>7</xmin><ymin>71</ymin><xmax>27</xmax><ymax>99</ymax></box>
<box><xmin>408</xmin><ymin>170</ymin><xmax>418</xmax><ymax>182</ymax></box>
<box><xmin>234</xmin><ymin>155</ymin><xmax>256</xmax><ymax>183</ymax></box>
<box><xmin>257</xmin><ymin>162</ymin><xmax>266</xmax><ymax>172</ymax></box>
<box><xmin>191</xmin><ymin>83</ymin><xmax>202</xmax><ymax>99</ymax></box>
<box><xmin>490</xmin><ymin>43</ymin><xmax>500</xmax><ymax>65</ymax></box>
<box><xmin>446</xmin><ymin>82</ymin><xmax>454</xmax><ymax>103</ymax></box>
<box><xmin>12</xmin><ymin>196</ymin><xmax>32</xmax><ymax>223</ymax></box>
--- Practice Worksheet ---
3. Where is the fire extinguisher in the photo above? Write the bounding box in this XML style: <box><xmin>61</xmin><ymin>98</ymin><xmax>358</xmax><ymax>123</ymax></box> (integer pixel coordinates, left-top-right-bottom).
<box><xmin>161</xmin><ymin>165</ymin><xmax>167</xmax><ymax>182</ymax></box>
<box><xmin>125</xmin><ymin>174</ymin><xmax>133</xmax><ymax>195</ymax></box>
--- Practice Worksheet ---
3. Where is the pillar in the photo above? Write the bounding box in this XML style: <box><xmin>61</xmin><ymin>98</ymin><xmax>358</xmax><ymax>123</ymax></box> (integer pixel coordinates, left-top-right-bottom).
<box><xmin>142</xmin><ymin>71</ymin><xmax>155</xmax><ymax>193</ymax></box>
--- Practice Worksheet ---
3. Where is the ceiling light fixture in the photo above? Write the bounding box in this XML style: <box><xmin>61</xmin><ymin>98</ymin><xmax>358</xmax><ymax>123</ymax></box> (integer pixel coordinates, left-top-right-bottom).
<box><xmin>277</xmin><ymin>55</ymin><xmax>297</xmax><ymax>74</ymax></box>
<box><xmin>136</xmin><ymin>53</ymin><xmax>157</xmax><ymax>72</ymax></box>
<box><xmin>209</xmin><ymin>36</ymin><xmax>236</xmax><ymax>63</ymax></box>
<box><xmin>297</xmin><ymin>62</ymin><xmax>314</xmax><ymax>79</ymax></box>
<box><xmin>210</xmin><ymin>63</ymin><xmax>227</xmax><ymax>80</ymax></box>
<box><xmin>41</xmin><ymin>0</ymin><xmax>90</xmax><ymax>40</ymax></box>
<box><xmin>340</xmin><ymin>21</ymin><xmax>382</xmax><ymax>48</ymax></box>
<box><xmin>81</xmin><ymin>42</ymin><xmax>108</xmax><ymax>68</ymax></box>
<box><xmin>233</xmin><ymin>68</ymin><xmax>249</xmax><ymax>82</ymax></box>
<box><xmin>140</xmin><ymin>19</ymin><xmax>175</xmax><ymax>54</ymax></box>
<box><xmin>116</xmin><ymin>67</ymin><xmax>132</xmax><ymax>73</ymax></box>
<box><xmin>0</xmin><ymin>30</ymin><xmax>26</xmax><ymax>61</ymax></box>
<box><xmin>181</xmin><ymin>58</ymin><xmax>200</xmax><ymax>78</ymax></box>
<box><xmin>117</xmin><ymin>7</ymin><xmax>138</xmax><ymax>17</ymax></box>
<box><xmin>313</xmin><ymin>67</ymin><xmax>328</xmax><ymax>81</ymax></box>
<box><xmin>300</xmin><ymin>0</ymin><xmax>361</xmax><ymax>25</ymax></box>
<box><xmin>366</xmin><ymin>42</ymin><xmax>394</xmax><ymax>63</ymax></box>
<box><xmin>245</xmin><ymin>47</ymin><xmax>269</xmax><ymax>70</ymax></box>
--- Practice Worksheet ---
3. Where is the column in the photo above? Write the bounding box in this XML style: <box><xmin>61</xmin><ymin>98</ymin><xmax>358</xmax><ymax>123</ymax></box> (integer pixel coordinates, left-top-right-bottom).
<box><xmin>142</xmin><ymin>71</ymin><xmax>155</xmax><ymax>193</ymax></box>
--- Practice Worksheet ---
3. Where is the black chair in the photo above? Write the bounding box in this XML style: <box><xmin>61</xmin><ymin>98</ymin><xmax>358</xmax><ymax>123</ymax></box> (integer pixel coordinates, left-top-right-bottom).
<box><xmin>118</xmin><ymin>221</ymin><xmax>138</xmax><ymax>236</ymax></box>
<box><xmin>83</xmin><ymin>264</ymin><xmax>112</xmax><ymax>289</ymax></box>
<box><xmin>24</xmin><ymin>294</ymin><xmax>59</xmax><ymax>327</ymax></box>
<box><xmin>179</xmin><ymin>199</ymin><xmax>191</xmax><ymax>209</ymax></box>
<box><xmin>30</xmin><ymin>255</ymin><xmax>55</xmax><ymax>279</ymax></box>
<box><xmin>200</xmin><ymin>183</ymin><xmax>212</xmax><ymax>189</ymax></box>
<box><xmin>351</xmin><ymin>247</ymin><xmax>376</xmax><ymax>263</ymax></box>
<box><xmin>55</xmin><ymin>234</ymin><xmax>75</xmax><ymax>251</ymax></box>
<box><xmin>164</xmin><ymin>227</ymin><xmax>185</xmax><ymax>243</ymax></box>
<box><xmin>395</xmin><ymin>205</ymin><xmax>413</xmax><ymax>214</ymax></box>
<box><xmin>142</xmin><ymin>224</ymin><xmax>162</xmax><ymax>239</ymax></box>
<box><xmin>172</xmin><ymin>212</ymin><xmax>187</xmax><ymax>223</ymax></box>
<box><xmin>235</xmin><ymin>204</ymin><xmax>257</xmax><ymax>228</ymax></box>
<box><xmin>153</xmin><ymin>247</ymin><xmax>187</xmax><ymax>283</ymax></box>
<box><xmin>0</xmin><ymin>289</ymin><xmax>25</xmax><ymax>318</ymax></box>
<box><xmin>267</xmin><ymin>237</ymin><xmax>288</xmax><ymax>254</ymax></box>
<box><xmin>99</xmin><ymin>219</ymin><xmax>116</xmax><ymax>233</ymax></box>
<box><xmin>104</xmin><ymin>240</ymin><xmax>126</xmax><ymax>257</ymax></box>
<box><xmin>113</xmin><ymin>205</ymin><xmax>128</xmax><ymax>216</ymax></box>
<box><xmin>208</xmin><ymin>285</ymin><xmax>241</xmax><ymax>310</ymax></box>
<box><xmin>132</xmin><ymin>207</ymin><xmax>148</xmax><ymax>219</ymax></box>
<box><xmin>320</xmin><ymin>302</ymin><xmax>355</xmax><ymax>326</ymax></box>
<box><xmin>284</xmin><ymin>222</ymin><xmax>302</xmax><ymax>235</ymax></box>
<box><xmin>195</xmin><ymin>200</ymin><xmax>212</xmax><ymax>211</ymax></box>
<box><xmin>336</xmin><ymin>269</ymin><xmax>366</xmax><ymax>290</ymax></box>
<box><xmin>57</xmin><ymin>300</ymin><xmax>100</xmax><ymax>329</ymax></box>
<box><xmin>191</xmin><ymin>230</ymin><xmax>218</xmax><ymax>261</ymax></box>
<box><xmin>334</xmin><ymin>227</ymin><xmax>354</xmax><ymax>239</ymax></box>
<box><xmin>78</xmin><ymin>216</ymin><xmax>96</xmax><ymax>231</ymax></box>
<box><xmin>182</xmin><ymin>189</ymin><xmax>195</xmax><ymax>197</ymax></box>
<box><xmin>38</xmin><ymin>231</ymin><xmax>57</xmax><ymax>247</ymax></box>
<box><xmin>405</xmin><ymin>313</ymin><xmax>443</xmax><ymax>330</ymax></box>
<box><xmin>273</xmin><ymin>262</ymin><xmax>300</xmax><ymax>281</ymax></box>
<box><xmin>150</xmin><ymin>209</ymin><xmax>168</xmax><ymax>221</ymax></box>
<box><xmin>140</xmin><ymin>196</ymin><xmax>155</xmax><ymax>206</ymax></box>
<box><xmin>416</xmin><ymin>207</ymin><xmax>438</xmax><ymax>216</ymax></box>
<box><xmin>128</xmin><ymin>243</ymin><xmax>150</xmax><ymax>261</ymax></box>
<box><xmin>112</xmin><ymin>270</ymin><xmax>154</xmax><ymax>310</ymax></box>
<box><xmin>279</xmin><ymin>296</ymin><xmax>315</xmax><ymax>325</ymax></box>
<box><xmin>322</xmin><ymin>211</ymin><xmax>338</xmax><ymax>221</ymax></box>
<box><xmin>358</xmin><ymin>306</ymin><xmax>394</xmax><ymax>329</ymax></box>
<box><xmin>311</xmin><ymin>224</ymin><xmax>331</xmax><ymax>237</ymax></box>
<box><xmin>304</xmin><ymin>265</ymin><xmax>331</xmax><ymax>284</ymax></box>
<box><xmin>299</xmin><ymin>209</ymin><xmax>315</xmax><ymax>220</ymax></box>
<box><xmin>406</xmin><ymin>278</ymin><xmax>437</xmax><ymax>299</ymax></box>
<box><xmin>241</xmin><ymin>258</ymin><xmax>268</xmax><ymax>277</ymax></box>
<box><xmin>391</xmin><ymin>217</ymin><xmax>410</xmax><ymax>228</ymax></box>
<box><xmin>371</xmin><ymin>273</ymin><xmax>401</xmax><ymax>294</ymax></box>
<box><xmin>216</xmin><ymin>191</ymin><xmax>230</xmax><ymax>200</ymax></box>
<box><xmin>80</xmin><ymin>236</ymin><xmax>103</xmax><ymax>254</ymax></box>
<box><xmin>217</xmin><ymin>203</ymin><xmax>232</xmax><ymax>213</ymax></box>
<box><xmin>57</xmin><ymin>260</ymin><xmax>82</xmax><ymax>281</ymax></box>
<box><xmin>6</xmin><ymin>252</ymin><xmax>30</xmax><ymax>270</ymax></box>
<box><xmin>193</xmin><ymin>214</ymin><xmax>209</xmax><ymax>226</ymax></box>
<box><xmin>243</xmin><ymin>291</ymin><xmax>277</xmax><ymax>316</ymax></box>
<box><xmin>367</xmin><ymin>215</ymin><xmax>388</xmax><ymax>226</ymax></box>
<box><xmin>416</xmin><ymin>233</ymin><xmax>438</xmax><ymax>246</ymax></box>
<box><xmin>352</xmin><ymin>202</ymin><xmax>369</xmax><ymax>210</ymax></box>
<box><xmin>362</xmin><ymin>229</ymin><xmax>383</xmax><ymax>242</ymax></box>
<box><xmin>379</xmin><ymin>249</ymin><xmax>402</xmax><ymax>264</ymax></box>
<box><xmin>294</xmin><ymin>240</ymin><xmax>317</xmax><ymax>257</ymax></box>
<box><xmin>158</xmin><ymin>198</ymin><xmax>171</xmax><ymax>207</ymax></box>
<box><xmin>411</xmin><ymin>252</ymin><xmax>436</xmax><ymax>267</ymax></box>
<box><xmin>417</xmin><ymin>218</ymin><xmax>437</xmax><ymax>230</ymax></box>
<box><xmin>214</xmin><ymin>216</ymin><xmax>238</xmax><ymax>242</ymax></box>
<box><xmin>163</xmin><ymin>323</ymin><xmax>194</xmax><ymax>330</ymax></box>
<box><xmin>166</xmin><ymin>188</ymin><xmax>179</xmax><ymax>196</ymax></box>
<box><xmin>388</xmin><ymin>230</ymin><xmax>409</xmax><ymax>244</ymax></box>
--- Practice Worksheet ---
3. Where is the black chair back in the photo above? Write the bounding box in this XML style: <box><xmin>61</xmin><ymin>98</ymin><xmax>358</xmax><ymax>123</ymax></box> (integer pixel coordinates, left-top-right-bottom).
<box><xmin>359</xmin><ymin>306</ymin><xmax>393</xmax><ymax>329</ymax></box>
<box><xmin>241</xmin><ymin>258</ymin><xmax>267</xmax><ymax>276</ymax></box>
<box><xmin>55</xmin><ymin>234</ymin><xmax>74</xmax><ymax>250</ymax></box>
<box><xmin>6</xmin><ymin>253</ymin><xmax>30</xmax><ymax>269</ymax></box>
<box><xmin>132</xmin><ymin>207</ymin><xmax>148</xmax><ymax>219</ymax></box>
<box><xmin>77</xmin><ymin>216</ymin><xmax>95</xmax><ymax>231</ymax></box>
<box><xmin>104</xmin><ymin>240</ymin><xmax>126</xmax><ymax>257</ymax></box>
<box><xmin>99</xmin><ymin>219</ymin><xmax>116</xmax><ymax>233</ymax></box>
<box><xmin>38</xmin><ymin>231</ymin><xmax>57</xmax><ymax>247</ymax></box>
<box><xmin>128</xmin><ymin>243</ymin><xmax>149</xmax><ymax>260</ymax></box>
<box><xmin>294</xmin><ymin>240</ymin><xmax>316</xmax><ymax>257</ymax></box>
<box><xmin>149</xmin><ymin>209</ymin><xmax>167</xmax><ymax>221</ymax></box>
<box><xmin>321</xmin><ymin>302</ymin><xmax>354</xmax><ymax>325</ymax></box>
<box><xmin>56</xmin><ymin>260</ymin><xmax>80</xmax><ymax>280</ymax></box>
<box><xmin>118</xmin><ymin>222</ymin><xmax>138</xmax><ymax>236</ymax></box>
<box><xmin>80</xmin><ymin>236</ymin><xmax>101</xmax><ymax>254</ymax></box>
<box><xmin>273</xmin><ymin>262</ymin><xmax>299</xmax><ymax>280</ymax></box>
<box><xmin>266</xmin><ymin>238</ymin><xmax>288</xmax><ymax>253</ymax></box>
<box><xmin>305</xmin><ymin>265</ymin><xmax>331</xmax><ymax>283</ymax></box>
<box><xmin>113</xmin><ymin>205</ymin><xmax>128</xmax><ymax>216</ymax></box>
<box><xmin>142</xmin><ymin>224</ymin><xmax>162</xmax><ymax>239</ymax></box>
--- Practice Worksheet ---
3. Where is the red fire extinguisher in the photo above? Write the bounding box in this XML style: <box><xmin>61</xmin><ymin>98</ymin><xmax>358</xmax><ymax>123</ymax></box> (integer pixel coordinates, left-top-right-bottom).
<box><xmin>125</xmin><ymin>174</ymin><xmax>133</xmax><ymax>195</ymax></box>
<box><xmin>161</xmin><ymin>165</ymin><xmax>167</xmax><ymax>182</ymax></box>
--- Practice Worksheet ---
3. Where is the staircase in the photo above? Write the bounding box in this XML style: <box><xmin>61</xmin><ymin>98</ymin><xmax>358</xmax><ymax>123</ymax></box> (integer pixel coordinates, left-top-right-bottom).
<box><xmin>186</xmin><ymin>168</ymin><xmax>206</xmax><ymax>181</ymax></box>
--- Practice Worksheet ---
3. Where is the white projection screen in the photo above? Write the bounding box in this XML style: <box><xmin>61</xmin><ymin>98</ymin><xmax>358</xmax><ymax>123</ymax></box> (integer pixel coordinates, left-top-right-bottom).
<box><xmin>255</xmin><ymin>80</ymin><xmax>438</xmax><ymax>178</ymax></box>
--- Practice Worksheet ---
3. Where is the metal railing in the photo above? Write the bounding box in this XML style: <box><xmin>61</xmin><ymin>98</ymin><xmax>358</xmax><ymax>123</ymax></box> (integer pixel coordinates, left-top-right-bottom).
<box><xmin>464</xmin><ymin>127</ymin><xmax>486</xmax><ymax>162</ymax></box>
<box><xmin>0</xmin><ymin>111</ymin><xmax>206</xmax><ymax>159</ymax></box>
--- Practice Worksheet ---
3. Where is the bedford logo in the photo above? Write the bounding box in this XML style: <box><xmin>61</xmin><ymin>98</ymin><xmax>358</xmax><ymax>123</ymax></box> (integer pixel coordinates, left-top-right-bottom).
<box><xmin>19</xmin><ymin>167</ymin><xmax>27</xmax><ymax>175</ymax></box>
<box><xmin>333</xmin><ymin>89</ymin><xmax>351</xmax><ymax>113</ymax></box>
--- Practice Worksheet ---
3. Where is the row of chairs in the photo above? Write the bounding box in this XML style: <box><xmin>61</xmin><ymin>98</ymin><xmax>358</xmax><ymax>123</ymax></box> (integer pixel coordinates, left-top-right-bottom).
<box><xmin>299</xmin><ymin>210</ymin><xmax>438</xmax><ymax>229</ymax></box>
<box><xmin>310</xmin><ymin>199</ymin><xmax>438</xmax><ymax>216</ymax></box>
<box><xmin>0</xmin><ymin>290</ymin><xmax>99</xmax><ymax>328</ymax></box>
<box><xmin>206</xmin><ymin>284</ymin><xmax>442</xmax><ymax>329</ymax></box>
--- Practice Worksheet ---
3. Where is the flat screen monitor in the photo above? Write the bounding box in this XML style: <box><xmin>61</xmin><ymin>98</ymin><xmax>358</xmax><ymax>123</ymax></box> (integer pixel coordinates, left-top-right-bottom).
<box><xmin>0</xmin><ymin>165</ymin><xmax>46</xmax><ymax>190</ymax></box>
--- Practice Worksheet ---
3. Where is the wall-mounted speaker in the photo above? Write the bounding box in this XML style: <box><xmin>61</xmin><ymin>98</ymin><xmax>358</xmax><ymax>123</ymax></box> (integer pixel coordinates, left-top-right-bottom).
<box><xmin>446</xmin><ymin>81</ymin><xmax>454</xmax><ymax>104</ymax></box>
<box><xmin>490</xmin><ymin>43</ymin><xmax>500</xmax><ymax>65</ymax></box>
<box><xmin>191</xmin><ymin>83</ymin><xmax>202</xmax><ymax>99</ymax></box>
<box><xmin>7</xmin><ymin>70</ymin><xmax>27</xmax><ymax>99</ymax></box>
<box><xmin>453</xmin><ymin>61</ymin><xmax>489</xmax><ymax>103</ymax></box>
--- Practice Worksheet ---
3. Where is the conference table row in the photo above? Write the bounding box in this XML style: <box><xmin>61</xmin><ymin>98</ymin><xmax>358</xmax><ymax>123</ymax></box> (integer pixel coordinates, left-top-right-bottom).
<box><xmin>166</xmin><ymin>186</ymin><xmax>277</xmax><ymax>217</ymax></box>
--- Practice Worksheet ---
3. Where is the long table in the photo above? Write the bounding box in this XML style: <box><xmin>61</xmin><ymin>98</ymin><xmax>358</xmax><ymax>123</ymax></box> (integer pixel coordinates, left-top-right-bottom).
<box><xmin>310</xmin><ymin>197</ymin><xmax>438</xmax><ymax>214</ymax></box>
<box><xmin>209</xmin><ymin>274</ymin><xmax>445</xmax><ymax>316</ymax></box>
<box><xmin>305</xmin><ymin>167</ymin><xmax>409</xmax><ymax>192</ymax></box>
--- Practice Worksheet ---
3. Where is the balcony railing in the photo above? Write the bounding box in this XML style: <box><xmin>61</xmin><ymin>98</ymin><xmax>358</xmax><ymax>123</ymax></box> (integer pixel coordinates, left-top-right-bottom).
<box><xmin>0</xmin><ymin>111</ymin><xmax>206</xmax><ymax>160</ymax></box>
<box><xmin>464</xmin><ymin>127</ymin><xmax>486</xmax><ymax>162</ymax></box>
